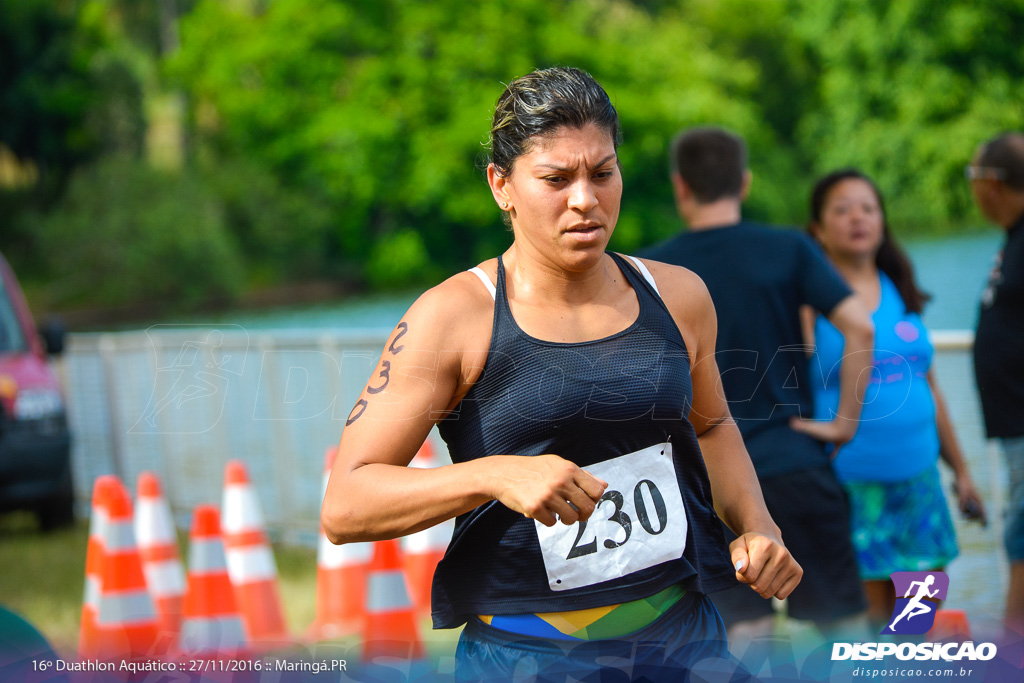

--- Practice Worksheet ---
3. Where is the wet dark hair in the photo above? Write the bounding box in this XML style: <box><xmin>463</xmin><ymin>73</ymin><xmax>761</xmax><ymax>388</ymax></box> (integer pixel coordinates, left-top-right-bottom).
<box><xmin>978</xmin><ymin>132</ymin><xmax>1024</xmax><ymax>190</ymax></box>
<box><xmin>671</xmin><ymin>127</ymin><xmax>747</xmax><ymax>203</ymax></box>
<box><xmin>809</xmin><ymin>169</ymin><xmax>931</xmax><ymax>314</ymax></box>
<box><xmin>488</xmin><ymin>66</ymin><xmax>621</xmax><ymax>179</ymax></box>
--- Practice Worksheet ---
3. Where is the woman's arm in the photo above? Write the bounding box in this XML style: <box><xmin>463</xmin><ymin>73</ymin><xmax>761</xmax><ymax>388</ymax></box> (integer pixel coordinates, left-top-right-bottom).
<box><xmin>927</xmin><ymin>369</ymin><xmax>987</xmax><ymax>523</ymax></box>
<box><xmin>321</xmin><ymin>273</ymin><xmax>606</xmax><ymax>545</ymax></box>
<box><xmin>790</xmin><ymin>295</ymin><xmax>874</xmax><ymax>447</ymax></box>
<box><xmin>799</xmin><ymin>304</ymin><xmax>817</xmax><ymax>354</ymax></box>
<box><xmin>642</xmin><ymin>260</ymin><xmax>803</xmax><ymax>600</ymax></box>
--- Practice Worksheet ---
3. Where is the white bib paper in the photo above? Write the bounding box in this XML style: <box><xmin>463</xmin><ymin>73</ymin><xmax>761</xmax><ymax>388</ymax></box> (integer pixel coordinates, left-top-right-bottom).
<box><xmin>535</xmin><ymin>442</ymin><xmax>687</xmax><ymax>591</ymax></box>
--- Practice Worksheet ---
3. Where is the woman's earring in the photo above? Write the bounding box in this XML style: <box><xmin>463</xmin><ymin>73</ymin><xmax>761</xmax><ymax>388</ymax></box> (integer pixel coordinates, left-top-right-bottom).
<box><xmin>502</xmin><ymin>202</ymin><xmax>509</xmax><ymax>209</ymax></box>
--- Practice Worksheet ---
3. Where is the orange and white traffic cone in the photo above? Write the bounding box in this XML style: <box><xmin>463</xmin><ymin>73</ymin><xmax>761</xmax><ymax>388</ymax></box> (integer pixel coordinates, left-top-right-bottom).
<box><xmin>221</xmin><ymin>460</ymin><xmax>289</xmax><ymax>645</ymax></box>
<box><xmin>180</xmin><ymin>505</ymin><xmax>248</xmax><ymax>657</ymax></box>
<box><xmin>928</xmin><ymin>609</ymin><xmax>972</xmax><ymax>642</ymax></box>
<box><xmin>308</xmin><ymin>446</ymin><xmax>373</xmax><ymax>641</ymax></box>
<box><xmin>402</xmin><ymin>440</ymin><xmax>452</xmax><ymax>618</ymax></box>
<box><xmin>79</xmin><ymin>475</ymin><xmax>119</xmax><ymax>658</ymax></box>
<box><xmin>135</xmin><ymin>471</ymin><xmax>186</xmax><ymax>642</ymax></box>
<box><xmin>407</xmin><ymin>439</ymin><xmax>440</xmax><ymax>471</ymax></box>
<box><xmin>362</xmin><ymin>539</ymin><xmax>423</xmax><ymax>660</ymax></box>
<box><xmin>91</xmin><ymin>480</ymin><xmax>160</xmax><ymax>660</ymax></box>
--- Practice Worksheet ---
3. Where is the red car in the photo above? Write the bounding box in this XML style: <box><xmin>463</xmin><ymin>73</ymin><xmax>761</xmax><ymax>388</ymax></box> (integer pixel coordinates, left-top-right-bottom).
<box><xmin>0</xmin><ymin>251</ymin><xmax>73</xmax><ymax>530</ymax></box>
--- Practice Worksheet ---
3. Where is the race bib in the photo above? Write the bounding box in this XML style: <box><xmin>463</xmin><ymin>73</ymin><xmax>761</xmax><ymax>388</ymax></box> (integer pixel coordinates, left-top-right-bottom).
<box><xmin>535</xmin><ymin>442</ymin><xmax>687</xmax><ymax>591</ymax></box>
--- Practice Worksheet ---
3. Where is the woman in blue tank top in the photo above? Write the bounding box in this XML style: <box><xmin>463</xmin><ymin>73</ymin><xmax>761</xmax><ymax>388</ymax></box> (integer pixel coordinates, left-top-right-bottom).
<box><xmin>802</xmin><ymin>169</ymin><xmax>987</xmax><ymax>630</ymax></box>
<box><xmin>320</xmin><ymin>67</ymin><xmax>802</xmax><ymax>680</ymax></box>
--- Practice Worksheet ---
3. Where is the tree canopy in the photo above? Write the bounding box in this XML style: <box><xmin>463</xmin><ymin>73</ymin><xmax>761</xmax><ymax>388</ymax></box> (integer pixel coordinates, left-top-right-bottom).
<box><xmin>3</xmin><ymin>0</ymin><xmax>1023</xmax><ymax>313</ymax></box>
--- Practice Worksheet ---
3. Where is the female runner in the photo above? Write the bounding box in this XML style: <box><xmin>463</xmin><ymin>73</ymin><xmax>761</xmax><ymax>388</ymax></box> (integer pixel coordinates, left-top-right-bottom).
<box><xmin>323</xmin><ymin>66</ymin><xmax>801</xmax><ymax>679</ymax></box>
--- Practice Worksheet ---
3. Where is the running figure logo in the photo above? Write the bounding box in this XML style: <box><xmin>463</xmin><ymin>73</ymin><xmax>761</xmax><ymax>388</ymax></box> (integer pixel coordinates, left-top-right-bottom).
<box><xmin>130</xmin><ymin>325</ymin><xmax>248</xmax><ymax>434</ymax></box>
<box><xmin>880</xmin><ymin>571</ymin><xmax>949</xmax><ymax>635</ymax></box>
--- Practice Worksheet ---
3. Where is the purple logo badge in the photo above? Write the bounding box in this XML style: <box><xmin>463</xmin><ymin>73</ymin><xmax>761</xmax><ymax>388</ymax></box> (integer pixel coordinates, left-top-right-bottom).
<box><xmin>894</xmin><ymin>321</ymin><xmax>920</xmax><ymax>343</ymax></box>
<box><xmin>880</xmin><ymin>571</ymin><xmax>949</xmax><ymax>635</ymax></box>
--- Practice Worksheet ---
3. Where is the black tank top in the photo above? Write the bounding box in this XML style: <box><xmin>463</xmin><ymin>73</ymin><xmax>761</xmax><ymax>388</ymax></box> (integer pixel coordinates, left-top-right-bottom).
<box><xmin>432</xmin><ymin>252</ymin><xmax>734</xmax><ymax>629</ymax></box>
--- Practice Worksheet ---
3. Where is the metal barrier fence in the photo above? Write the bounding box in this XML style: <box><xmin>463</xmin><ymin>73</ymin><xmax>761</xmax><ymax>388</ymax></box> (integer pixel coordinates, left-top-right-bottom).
<box><xmin>58</xmin><ymin>325</ymin><xmax>397</xmax><ymax>546</ymax></box>
<box><xmin>927</xmin><ymin>331</ymin><xmax>1008</xmax><ymax>629</ymax></box>
<box><xmin>56</xmin><ymin>327</ymin><xmax>1009</xmax><ymax>626</ymax></box>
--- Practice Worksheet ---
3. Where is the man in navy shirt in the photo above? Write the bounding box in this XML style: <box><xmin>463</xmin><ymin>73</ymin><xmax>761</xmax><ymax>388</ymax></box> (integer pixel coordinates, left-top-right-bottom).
<box><xmin>641</xmin><ymin>127</ymin><xmax>873</xmax><ymax>640</ymax></box>
<box><xmin>968</xmin><ymin>132</ymin><xmax>1024</xmax><ymax>636</ymax></box>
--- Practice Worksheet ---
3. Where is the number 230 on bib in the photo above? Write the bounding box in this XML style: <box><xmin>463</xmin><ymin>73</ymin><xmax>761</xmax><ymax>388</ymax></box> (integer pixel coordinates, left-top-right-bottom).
<box><xmin>534</xmin><ymin>442</ymin><xmax>688</xmax><ymax>591</ymax></box>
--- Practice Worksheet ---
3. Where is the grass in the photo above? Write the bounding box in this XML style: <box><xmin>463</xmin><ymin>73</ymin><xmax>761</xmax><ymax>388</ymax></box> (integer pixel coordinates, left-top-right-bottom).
<box><xmin>0</xmin><ymin>511</ymin><xmax>459</xmax><ymax>661</ymax></box>
<box><xmin>0</xmin><ymin>512</ymin><xmax>88</xmax><ymax>656</ymax></box>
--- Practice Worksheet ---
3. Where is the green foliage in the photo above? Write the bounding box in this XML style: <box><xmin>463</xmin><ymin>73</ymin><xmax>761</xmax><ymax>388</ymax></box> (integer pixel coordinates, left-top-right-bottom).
<box><xmin>7</xmin><ymin>0</ymin><xmax>1024</xmax><ymax>313</ymax></box>
<box><xmin>0</xmin><ymin>0</ymin><xmax>149</xmax><ymax>277</ymax></box>
<box><xmin>167</xmin><ymin>0</ymin><xmax>769</xmax><ymax>276</ymax></box>
<box><xmin>0</xmin><ymin>1</ymin><xmax>152</xmax><ymax>182</ymax></box>
<box><xmin>683</xmin><ymin>0</ymin><xmax>818</xmax><ymax>225</ymax></box>
<box><xmin>791</xmin><ymin>0</ymin><xmax>1024</xmax><ymax>231</ymax></box>
<box><xmin>0</xmin><ymin>0</ymin><xmax>98</xmax><ymax>188</ymax></box>
<box><xmin>33</xmin><ymin>156</ymin><xmax>244</xmax><ymax>308</ymax></box>
<box><xmin>201</xmin><ymin>157</ymin><xmax>336</xmax><ymax>281</ymax></box>
<box><xmin>366</xmin><ymin>229</ymin><xmax>433</xmax><ymax>289</ymax></box>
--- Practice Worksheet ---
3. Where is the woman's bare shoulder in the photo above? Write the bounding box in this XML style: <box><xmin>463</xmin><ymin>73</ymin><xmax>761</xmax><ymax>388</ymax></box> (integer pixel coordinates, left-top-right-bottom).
<box><xmin>400</xmin><ymin>260</ymin><xmax>498</xmax><ymax>353</ymax></box>
<box><xmin>630</xmin><ymin>257</ymin><xmax>714</xmax><ymax>316</ymax></box>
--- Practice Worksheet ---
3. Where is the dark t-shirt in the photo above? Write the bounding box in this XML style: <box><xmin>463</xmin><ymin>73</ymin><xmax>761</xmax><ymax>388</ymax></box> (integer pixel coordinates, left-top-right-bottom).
<box><xmin>974</xmin><ymin>215</ymin><xmax>1024</xmax><ymax>439</ymax></box>
<box><xmin>640</xmin><ymin>221</ymin><xmax>852</xmax><ymax>477</ymax></box>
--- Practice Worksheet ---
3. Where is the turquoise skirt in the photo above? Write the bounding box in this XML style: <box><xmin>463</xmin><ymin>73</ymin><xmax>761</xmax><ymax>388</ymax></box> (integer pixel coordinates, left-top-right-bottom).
<box><xmin>844</xmin><ymin>466</ymin><xmax>959</xmax><ymax>581</ymax></box>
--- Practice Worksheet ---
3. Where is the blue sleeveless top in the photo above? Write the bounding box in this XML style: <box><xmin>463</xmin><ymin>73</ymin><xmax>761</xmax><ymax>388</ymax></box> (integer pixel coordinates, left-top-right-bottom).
<box><xmin>432</xmin><ymin>253</ymin><xmax>734</xmax><ymax>629</ymax></box>
<box><xmin>810</xmin><ymin>273</ymin><xmax>938</xmax><ymax>483</ymax></box>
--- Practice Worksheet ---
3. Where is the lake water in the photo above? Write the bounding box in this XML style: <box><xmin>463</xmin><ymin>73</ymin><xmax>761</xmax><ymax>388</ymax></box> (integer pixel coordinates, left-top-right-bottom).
<box><xmin>907</xmin><ymin>230</ymin><xmax>1004</xmax><ymax>330</ymax></box>
<box><xmin>215</xmin><ymin>230</ymin><xmax>1005</xmax><ymax>333</ymax></box>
